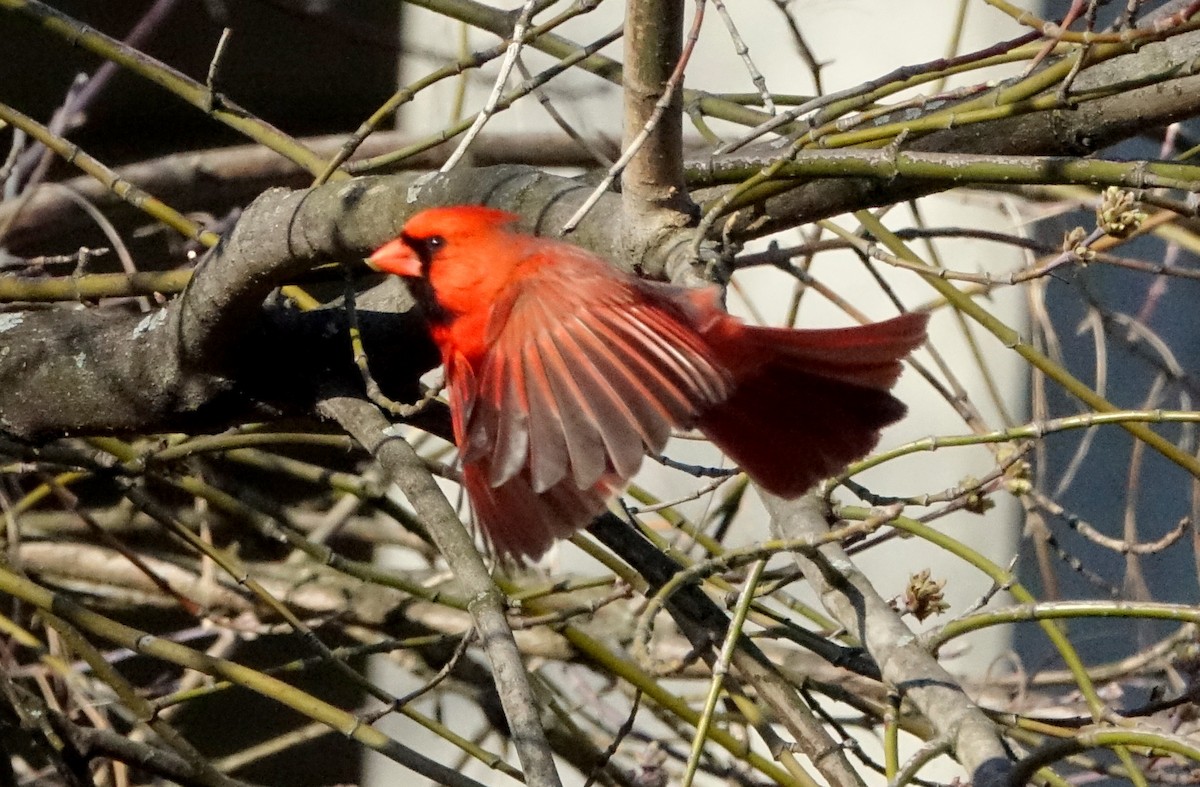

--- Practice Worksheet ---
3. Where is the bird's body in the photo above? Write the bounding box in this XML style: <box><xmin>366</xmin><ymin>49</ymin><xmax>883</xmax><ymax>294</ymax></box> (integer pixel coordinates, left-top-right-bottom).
<box><xmin>369</xmin><ymin>206</ymin><xmax>927</xmax><ymax>559</ymax></box>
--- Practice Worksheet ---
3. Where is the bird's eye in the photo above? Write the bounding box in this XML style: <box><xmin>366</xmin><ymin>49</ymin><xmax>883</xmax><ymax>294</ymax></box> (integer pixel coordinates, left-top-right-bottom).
<box><xmin>400</xmin><ymin>233</ymin><xmax>447</xmax><ymax>270</ymax></box>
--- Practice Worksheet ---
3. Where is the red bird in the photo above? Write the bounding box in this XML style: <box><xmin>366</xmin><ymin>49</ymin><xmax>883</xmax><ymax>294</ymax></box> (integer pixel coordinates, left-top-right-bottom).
<box><xmin>369</xmin><ymin>206</ymin><xmax>927</xmax><ymax>559</ymax></box>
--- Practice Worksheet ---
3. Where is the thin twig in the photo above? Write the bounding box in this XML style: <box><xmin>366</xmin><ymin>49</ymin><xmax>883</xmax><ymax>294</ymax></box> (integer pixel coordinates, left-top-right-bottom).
<box><xmin>441</xmin><ymin>0</ymin><xmax>540</xmax><ymax>172</ymax></box>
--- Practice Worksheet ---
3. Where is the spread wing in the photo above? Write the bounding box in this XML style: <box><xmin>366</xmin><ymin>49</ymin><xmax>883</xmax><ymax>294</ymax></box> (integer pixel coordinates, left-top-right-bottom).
<box><xmin>454</xmin><ymin>249</ymin><xmax>734</xmax><ymax>559</ymax></box>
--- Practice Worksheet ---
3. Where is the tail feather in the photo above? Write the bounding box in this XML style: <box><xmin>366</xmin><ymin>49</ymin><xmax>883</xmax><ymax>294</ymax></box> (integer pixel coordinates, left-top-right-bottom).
<box><xmin>699</xmin><ymin>313</ymin><xmax>927</xmax><ymax>497</ymax></box>
<box><xmin>732</xmin><ymin>312</ymin><xmax>928</xmax><ymax>390</ymax></box>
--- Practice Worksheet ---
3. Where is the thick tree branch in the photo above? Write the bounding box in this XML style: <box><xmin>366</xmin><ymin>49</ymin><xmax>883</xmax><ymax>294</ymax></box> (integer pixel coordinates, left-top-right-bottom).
<box><xmin>588</xmin><ymin>515</ymin><xmax>868</xmax><ymax>785</ymax></box>
<box><xmin>0</xmin><ymin>166</ymin><xmax>684</xmax><ymax>439</ymax></box>
<box><xmin>0</xmin><ymin>131</ymin><xmax>622</xmax><ymax>256</ymax></box>
<box><xmin>620</xmin><ymin>0</ymin><xmax>689</xmax><ymax>213</ymax></box>
<box><xmin>697</xmin><ymin>24</ymin><xmax>1200</xmax><ymax>238</ymax></box>
<box><xmin>317</xmin><ymin>392</ymin><xmax>563</xmax><ymax>787</ymax></box>
<box><xmin>761</xmin><ymin>495</ymin><xmax>1014</xmax><ymax>786</ymax></box>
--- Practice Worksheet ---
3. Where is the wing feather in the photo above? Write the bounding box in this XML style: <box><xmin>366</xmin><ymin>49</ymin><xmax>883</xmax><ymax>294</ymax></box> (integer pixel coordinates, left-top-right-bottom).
<box><xmin>520</xmin><ymin>339</ymin><xmax>572</xmax><ymax>493</ymax></box>
<box><xmin>456</xmin><ymin>249</ymin><xmax>736</xmax><ymax>558</ymax></box>
<box><xmin>613</xmin><ymin>303</ymin><xmax>731</xmax><ymax>403</ymax></box>
<box><xmin>440</xmin><ymin>244</ymin><xmax>922</xmax><ymax>560</ymax></box>
<box><xmin>464</xmin><ymin>462</ymin><xmax>618</xmax><ymax>560</ymax></box>
<box><xmin>549</xmin><ymin>316</ymin><xmax>646</xmax><ymax>480</ymax></box>
<box><xmin>446</xmin><ymin>352</ymin><xmax>481</xmax><ymax>453</ymax></box>
<box><xmin>575</xmin><ymin>310</ymin><xmax>694</xmax><ymax>428</ymax></box>
<box><xmin>561</xmin><ymin>314</ymin><xmax>673</xmax><ymax>450</ymax></box>
<box><xmin>488</xmin><ymin>366</ymin><xmax>529</xmax><ymax>486</ymax></box>
<box><xmin>533</xmin><ymin>328</ymin><xmax>609</xmax><ymax>490</ymax></box>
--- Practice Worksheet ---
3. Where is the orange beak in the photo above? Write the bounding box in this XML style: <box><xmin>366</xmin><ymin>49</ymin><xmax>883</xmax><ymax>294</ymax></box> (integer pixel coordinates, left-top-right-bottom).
<box><xmin>367</xmin><ymin>237</ymin><xmax>421</xmax><ymax>277</ymax></box>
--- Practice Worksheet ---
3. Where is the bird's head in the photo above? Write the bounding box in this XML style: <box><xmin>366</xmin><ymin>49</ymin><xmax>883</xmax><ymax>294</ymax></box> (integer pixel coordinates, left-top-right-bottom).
<box><xmin>368</xmin><ymin>206</ymin><xmax>521</xmax><ymax>278</ymax></box>
<box><xmin>368</xmin><ymin>205</ymin><xmax>524</xmax><ymax>323</ymax></box>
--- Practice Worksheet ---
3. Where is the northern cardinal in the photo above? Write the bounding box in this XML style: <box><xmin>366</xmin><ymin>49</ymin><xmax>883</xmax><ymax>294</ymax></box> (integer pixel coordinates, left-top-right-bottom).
<box><xmin>368</xmin><ymin>206</ymin><xmax>927</xmax><ymax>559</ymax></box>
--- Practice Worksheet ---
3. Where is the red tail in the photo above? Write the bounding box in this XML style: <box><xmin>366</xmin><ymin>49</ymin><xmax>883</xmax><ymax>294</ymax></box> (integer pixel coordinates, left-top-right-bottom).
<box><xmin>697</xmin><ymin>313</ymin><xmax>927</xmax><ymax>497</ymax></box>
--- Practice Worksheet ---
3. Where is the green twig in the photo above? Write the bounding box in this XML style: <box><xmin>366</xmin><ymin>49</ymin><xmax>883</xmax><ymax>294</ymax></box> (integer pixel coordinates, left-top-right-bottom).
<box><xmin>854</xmin><ymin>211</ymin><xmax>1200</xmax><ymax>481</ymax></box>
